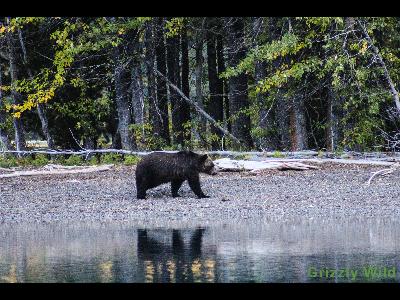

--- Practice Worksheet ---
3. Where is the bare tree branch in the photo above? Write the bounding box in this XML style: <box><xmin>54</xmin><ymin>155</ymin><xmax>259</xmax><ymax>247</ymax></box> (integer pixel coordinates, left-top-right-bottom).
<box><xmin>154</xmin><ymin>68</ymin><xmax>243</xmax><ymax>146</ymax></box>
<box><xmin>358</xmin><ymin>19</ymin><xmax>400</xmax><ymax>116</ymax></box>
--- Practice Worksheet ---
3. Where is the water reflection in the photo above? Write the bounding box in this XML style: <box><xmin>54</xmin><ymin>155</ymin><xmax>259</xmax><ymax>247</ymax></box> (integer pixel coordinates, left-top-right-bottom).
<box><xmin>137</xmin><ymin>227</ymin><xmax>216</xmax><ymax>282</ymax></box>
<box><xmin>1</xmin><ymin>217</ymin><xmax>400</xmax><ymax>282</ymax></box>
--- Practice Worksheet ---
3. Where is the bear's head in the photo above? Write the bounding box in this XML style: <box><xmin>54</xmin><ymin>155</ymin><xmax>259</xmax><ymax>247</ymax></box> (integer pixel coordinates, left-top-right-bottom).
<box><xmin>198</xmin><ymin>154</ymin><xmax>218</xmax><ymax>175</ymax></box>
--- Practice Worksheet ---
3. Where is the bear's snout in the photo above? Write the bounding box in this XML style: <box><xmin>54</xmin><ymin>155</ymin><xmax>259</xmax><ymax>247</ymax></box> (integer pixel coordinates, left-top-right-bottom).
<box><xmin>209</xmin><ymin>166</ymin><xmax>218</xmax><ymax>175</ymax></box>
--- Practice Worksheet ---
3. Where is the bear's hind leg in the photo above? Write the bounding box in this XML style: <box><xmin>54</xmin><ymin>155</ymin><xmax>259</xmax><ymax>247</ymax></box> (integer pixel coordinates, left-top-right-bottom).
<box><xmin>136</xmin><ymin>177</ymin><xmax>147</xmax><ymax>199</ymax></box>
<box><xmin>171</xmin><ymin>180</ymin><xmax>184</xmax><ymax>197</ymax></box>
<box><xmin>137</xmin><ymin>189</ymin><xmax>147</xmax><ymax>199</ymax></box>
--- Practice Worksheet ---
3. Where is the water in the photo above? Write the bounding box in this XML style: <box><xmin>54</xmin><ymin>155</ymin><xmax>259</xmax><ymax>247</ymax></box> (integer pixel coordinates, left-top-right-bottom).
<box><xmin>1</xmin><ymin>216</ymin><xmax>400</xmax><ymax>283</ymax></box>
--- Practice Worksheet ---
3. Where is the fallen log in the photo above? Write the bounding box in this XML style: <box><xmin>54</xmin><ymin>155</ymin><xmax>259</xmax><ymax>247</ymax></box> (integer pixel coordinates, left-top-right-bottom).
<box><xmin>0</xmin><ymin>167</ymin><xmax>15</xmax><ymax>172</ymax></box>
<box><xmin>0</xmin><ymin>164</ymin><xmax>114</xmax><ymax>179</ymax></box>
<box><xmin>213</xmin><ymin>158</ymin><xmax>319</xmax><ymax>172</ymax></box>
<box><xmin>366</xmin><ymin>163</ymin><xmax>399</xmax><ymax>185</ymax></box>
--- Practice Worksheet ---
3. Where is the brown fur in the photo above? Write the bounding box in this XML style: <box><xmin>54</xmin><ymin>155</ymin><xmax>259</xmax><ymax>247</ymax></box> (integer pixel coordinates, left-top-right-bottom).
<box><xmin>135</xmin><ymin>151</ymin><xmax>217</xmax><ymax>199</ymax></box>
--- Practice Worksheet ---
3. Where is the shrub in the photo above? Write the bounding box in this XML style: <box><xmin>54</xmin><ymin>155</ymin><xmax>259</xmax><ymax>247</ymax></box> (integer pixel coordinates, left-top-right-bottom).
<box><xmin>123</xmin><ymin>155</ymin><xmax>141</xmax><ymax>166</ymax></box>
<box><xmin>272</xmin><ymin>151</ymin><xmax>285</xmax><ymax>158</ymax></box>
<box><xmin>86</xmin><ymin>156</ymin><xmax>99</xmax><ymax>165</ymax></box>
<box><xmin>100</xmin><ymin>153</ymin><xmax>123</xmax><ymax>164</ymax></box>
<box><xmin>0</xmin><ymin>155</ymin><xmax>18</xmax><ymax>168</ymax></box>
<box><xmin>64</xmin><ymin>155</ymin><xmax>83</xmax><ymax>166</ymax></box>
<box><xmin>31</xmin><ymin>154</ymin><xmax>49</xmax><ymax>166</ymax></box>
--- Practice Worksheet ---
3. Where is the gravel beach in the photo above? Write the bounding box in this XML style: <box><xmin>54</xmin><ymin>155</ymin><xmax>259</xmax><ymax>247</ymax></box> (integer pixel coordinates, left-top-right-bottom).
<box><xmin>1</xmin><ymin>162</ymin><xmax>400</xmax><ymax>223</ymax></box>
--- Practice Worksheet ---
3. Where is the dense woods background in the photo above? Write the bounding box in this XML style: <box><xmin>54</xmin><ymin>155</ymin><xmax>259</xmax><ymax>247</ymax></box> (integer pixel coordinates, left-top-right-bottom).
<box><xmin>1</xmin><ymin>17</ymin><xmax>400</xmax><ymax>154</ymax></box>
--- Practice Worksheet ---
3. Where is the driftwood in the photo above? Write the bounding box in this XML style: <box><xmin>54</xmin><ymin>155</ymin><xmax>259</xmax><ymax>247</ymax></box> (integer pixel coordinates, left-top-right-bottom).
<box><xmin>0</xmin><ymin>167</ymin><xmax>15</xmax><ymax>172</ymax></box>
<box><xmin>366</xmin><ymin>163</ymin><xmax>399</xmax><ymax>185</ymax></box>
<box><xmin>214</xmin><ymin>158</ymin><xmax>319</xmax><ymax>172</ymax></box>
<box><xmin>0</xmin><ymin>164</ymin><xmax>114</xmax><ymax>179</ymax></box>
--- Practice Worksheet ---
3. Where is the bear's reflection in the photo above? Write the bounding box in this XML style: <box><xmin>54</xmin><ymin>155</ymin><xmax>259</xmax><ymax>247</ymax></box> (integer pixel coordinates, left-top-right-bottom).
<box><xmin>137</xmin><ymin>227</ymin><xmax>216</xmax><ymax>282</ymax></box>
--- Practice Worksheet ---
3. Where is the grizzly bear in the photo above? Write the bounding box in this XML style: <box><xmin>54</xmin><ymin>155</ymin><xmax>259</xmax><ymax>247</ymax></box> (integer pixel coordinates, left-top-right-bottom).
<box><xmin>135</xmin><ymin>151</ymin><xmax>217</xmax><ymax>199</ymax></box>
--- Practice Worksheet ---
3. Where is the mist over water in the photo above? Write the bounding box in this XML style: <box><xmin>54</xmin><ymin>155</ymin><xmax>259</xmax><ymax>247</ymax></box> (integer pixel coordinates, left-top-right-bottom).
<box><xmin>1</xmin><ymin>216</ymin><xmax>400</xmax><ymax>282</ymax></box>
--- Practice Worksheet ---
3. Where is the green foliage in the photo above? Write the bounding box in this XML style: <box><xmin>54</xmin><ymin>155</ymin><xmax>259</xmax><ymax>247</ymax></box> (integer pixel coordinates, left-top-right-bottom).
<box><xmin>2</xmin><ymin>17</ymin><xmax>400</xmax><ymax>154</ymax></box>
<box><xmin>30</xmin><ymin>154</ymin><xmax>49</xmax><ymax>166</ymax></box>
<box><xmin>0</xmin><ymin>153</ymin><xmax>48</xmax><ymax>168</ymax></box>
<box><xmin>100</xmin><ymin>153</ymin><xmax>123</xmax><ymax>164</ymax></box>
<box><xmin>64</xmin><ymin>155</ymin><xmax>83</xmax><ymax>166</ymax></box>
<box><xmin>233</xmin><ymin>153</ymin><xmax>252</xmax><ymax>160</ymax></box>
<box><xmin>221</xmin><ymin>33</ymin><xmax>306</xmax><ymax>79</ymax></box>
<box><xmin>123</xmin><ymin>155</ymin><xmax>141</xmax><ymax>166</ymax></box>
<box><xmin>4</xmin><ymin>17</ymin><xmax>149</xmax><ymax>116</ymax></box>
<box><xmin>165</xmin><ymin>18</ymin><xmax>184</xmax><ymax>37</ymax></box>
<box><xmin>221</xmin><ymin>17</ymin><xmax>400</xmax><ymax>150</ymax></box>
<box><xmin>272</xmin><ymin>151</ymin><xmax>285</xmax><ymax>158</ymax></box>
<box><xmin>129</xmin><ymin>123</ymin><xmax>167</xmax><ymax>150</ymax></box>
<box><xmin>342</xmin><ymin>116</ymin><xmax>384</xmax><ymax>151</ymax></box>
<box><xmin>0</xmin><ymin>155</ymin><xmax>18</xmax><ymax>168</ymax></box>
<box><xmin>86</xmin><ymin>156</ymin><xmax>99</xmax><ymax>166</ymax></box>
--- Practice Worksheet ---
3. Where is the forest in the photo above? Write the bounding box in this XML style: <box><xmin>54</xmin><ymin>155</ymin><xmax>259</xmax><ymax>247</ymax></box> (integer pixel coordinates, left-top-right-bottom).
<box><xmin>1</xmin><ymin>17</ymin><xmax>400</xmax><ymax>154</ymax></box>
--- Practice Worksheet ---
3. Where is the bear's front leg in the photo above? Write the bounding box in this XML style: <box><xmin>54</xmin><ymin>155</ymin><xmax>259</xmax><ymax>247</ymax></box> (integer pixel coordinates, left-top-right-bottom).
<box><xmin>188</xmin><ymin>174</ymin><xmax>209</xmax><ymax>198</ymax></box>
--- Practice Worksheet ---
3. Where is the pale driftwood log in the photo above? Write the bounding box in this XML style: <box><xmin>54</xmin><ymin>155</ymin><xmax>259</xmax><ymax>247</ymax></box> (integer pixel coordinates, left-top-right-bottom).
<box><xmin>366</xmin><ymin>163</ymin><xmax>399</xmax><ymax>185</ymax></box>
<box><xmin>214</xmin><ymin>158</ymin><xmax>319</xmax><ymax>172</ymax></box>
<box><xmin>0</xmin><ymin>167</ymin><xmax>16</xmax><ymax>172</ymax></box>
<box><xmin>0</xmin><ymin>164</ymin><xmax>114</xmax><ymax>179</ymax></box>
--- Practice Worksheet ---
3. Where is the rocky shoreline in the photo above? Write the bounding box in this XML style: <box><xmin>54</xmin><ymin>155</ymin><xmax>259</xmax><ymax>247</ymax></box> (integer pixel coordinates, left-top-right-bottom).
<box><xmin>0</xmin><ymin>162</ymin><xmax>399</xmax><ymax>224</ymax></box>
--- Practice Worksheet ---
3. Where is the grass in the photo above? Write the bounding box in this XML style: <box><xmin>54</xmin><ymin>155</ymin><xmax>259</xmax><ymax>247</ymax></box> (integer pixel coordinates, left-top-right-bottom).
<box><xmin>272</xmin><ymin>151</ymin><xmax>285</xmax><ymax>158</ymax></box>
<box><xmin>0</xmin><ymin>153</ymin><xmax>142</xmax><ymax>169</ymax></box>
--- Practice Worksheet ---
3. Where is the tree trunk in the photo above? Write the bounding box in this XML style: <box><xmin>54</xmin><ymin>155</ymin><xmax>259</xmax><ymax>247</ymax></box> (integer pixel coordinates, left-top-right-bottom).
<box><xmin>166</xmin><ymin>20</ymin><xmax>184</xmax><ymax>146</ymax></box>
<box><xmin>180</xmin><ymin>23</ymin><xmax>191</xmax><ymax>144</ymax></box>
<box><xmin>6</xmin><ymin>18</ymin><xmax>26</xmax><ymax>154</ymax></box>
<box><xmin>276</xmin><ymin>95</ymin><xmax>290</xmax><ymax>150</ymax></box>
<box><xmin>36</xmin><ymin>104</ymin><xmax>54</xmax><ymax>149</ymax></box>
<box><xmin>226</xmin><ymin>17</ymin><xmax>253</xmax><ymax>149</ymax></box>
<box><xmin>252</xmin><ymin>17</ymin><xmax>277</xmax><ymax>150</ymax></box>
<box><xmin>216</xmin><ymin>31</ymin><xmax>230</xmax><ymax>142</ymax></box>
<box><xmin>216</xmin><ymin>21</ymin><xmax>231</xmax><ymax>133</ymax></box>
<box><xmin>155</xmin><ymin>17</ymin><xmax>170</xmax><ymax>145</ymax></box>
<box><xmin>269</xmin><ymin>18</ymin><xmax>291</xmax><ymax>151</ymax></box>
<box><xmin>194</xmin><ymin>27</ymin><xmax>207</xmax><ymax>146</ymax></box>
<box><xmin>131</xmin><ymin>55</ymin><xmax>145</xmax><ymax>147</ymax></box>
<box><xmin>145</xmin><ymin>20</ymin><xmax>163</xmax><ymax>146</ymax></box>
<box><xmin>18</xmin><ymin>28</ymin><xmax>54</xmax><ymax>149</ymax></box>
<box><xmin>113</xmin><ymin>46</ymin><xmax>135</xmax><ymax>150</ymax></box>
<box><xmin>0</xmin><ymin>64</ymin><xmax>11</xmax><ymax>150</ymax></box>
<box><xmin>289</xmin><ymin>95</ymin><xmax>308</xmax><ymax>151</ymax></box>
<box><xmin>326</xmin><ymin>86</ymin><xmax>343</xmax><ymax>151</ymax></box>
<box><xmin>83</xmin><ymin>136</ymin><xmax>97</xmax><ymax>151</ymax></box>
<box><xmin>206</xmin><ymin>19</ymin><xmax>224</xmax><ymax>150</ymax></box>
